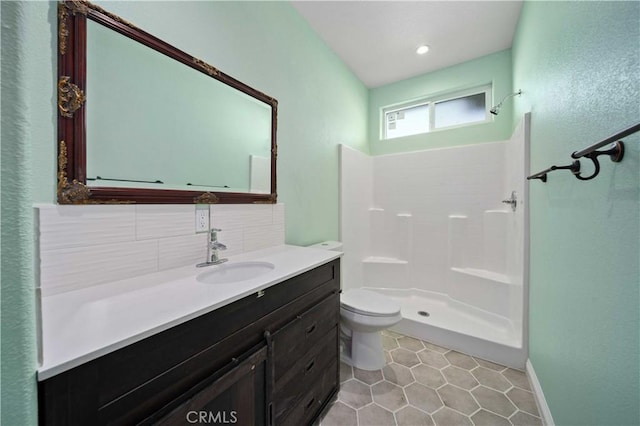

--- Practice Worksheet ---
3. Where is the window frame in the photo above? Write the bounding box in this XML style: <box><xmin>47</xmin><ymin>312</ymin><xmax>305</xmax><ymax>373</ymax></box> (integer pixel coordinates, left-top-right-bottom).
<box><xmin>381</xmin><ymin>84</ymin><xmax>492</xmax><ymax>140</ymax></box>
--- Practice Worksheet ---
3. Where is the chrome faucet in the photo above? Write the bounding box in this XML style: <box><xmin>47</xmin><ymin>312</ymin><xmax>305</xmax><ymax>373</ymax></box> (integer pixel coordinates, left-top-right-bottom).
<box><xmin>197</xmin><ymin>228</ymin><xmax>228</xmax><ymax>267</ymax></box>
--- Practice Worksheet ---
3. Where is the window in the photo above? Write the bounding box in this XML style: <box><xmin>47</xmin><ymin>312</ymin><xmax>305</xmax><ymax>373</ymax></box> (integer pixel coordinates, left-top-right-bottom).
<box><xmin>382</xmin><ymin>85</ymin><xmax>491</xmax><ymax>140</ymax></box>
<box><xmin>385</xmin><ymin>103</ymin><xmax>429</xmax><ymax>140</ymax></box>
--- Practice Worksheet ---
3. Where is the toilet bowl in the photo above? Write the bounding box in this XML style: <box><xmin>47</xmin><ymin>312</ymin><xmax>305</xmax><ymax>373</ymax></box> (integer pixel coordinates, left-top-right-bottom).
<box><xmin>309</xmin><ymin>241</ymin><xmax>403</xmax><ymax>371</ymax></box>
<box><xmin>340</xmin><ymin>288</ymin><xmax>402</xmax><ymax>370</ymax></box>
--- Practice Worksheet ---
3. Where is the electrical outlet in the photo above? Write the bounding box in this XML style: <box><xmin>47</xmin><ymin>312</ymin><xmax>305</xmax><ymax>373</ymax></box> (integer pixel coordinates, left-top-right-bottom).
<box><xmin>195</xmin><ymin>205</ymin><xmax>209</xmax><ymax>233</ymax></box>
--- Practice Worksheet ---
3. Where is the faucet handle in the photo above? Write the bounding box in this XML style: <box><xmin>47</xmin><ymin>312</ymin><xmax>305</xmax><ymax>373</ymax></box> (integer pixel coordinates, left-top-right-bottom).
<box><xmin>501</xmin><ymin>191</ymin><xmax>517</xmax><ymax>212</ymax></box>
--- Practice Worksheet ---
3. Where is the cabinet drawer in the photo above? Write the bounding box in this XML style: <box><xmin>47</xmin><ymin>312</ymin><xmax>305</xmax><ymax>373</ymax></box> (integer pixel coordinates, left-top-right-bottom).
<box><xmin>273</xmin><ymin>327</ymin><xmax>338</xmax><ymax>424</ymax></box>
<box><xmin>272</xmin><ymin>293</ymin><xmax>339</xmax><ymax>381</ymax></box>
<box><xmin>279</xmin><ymin>359</ymin><xmax>338</xmax><ymax>426</ymax></box>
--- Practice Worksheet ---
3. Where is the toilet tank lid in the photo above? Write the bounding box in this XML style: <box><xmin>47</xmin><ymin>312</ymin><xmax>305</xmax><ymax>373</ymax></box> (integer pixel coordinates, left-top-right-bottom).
<box><xmin>308</xmin><ymin>241</ymin><xmax>343</xmax><ymax>251</ymax></box>
<box><xmin>341</xmin><ymin>289</ymin><xmax>401</xmax><ymax>316</ymax></box>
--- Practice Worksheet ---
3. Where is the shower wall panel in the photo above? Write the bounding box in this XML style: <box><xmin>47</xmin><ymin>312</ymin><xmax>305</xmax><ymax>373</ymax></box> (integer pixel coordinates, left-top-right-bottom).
<box><xmin>339</xmin><ymin>145</ymin><xmax>373</xmax><ymax>292</ymax></box>
<box><xmin>372</xmin><ymin>141</ymin><xmax>508</xmax><ymax>294</ymax></box>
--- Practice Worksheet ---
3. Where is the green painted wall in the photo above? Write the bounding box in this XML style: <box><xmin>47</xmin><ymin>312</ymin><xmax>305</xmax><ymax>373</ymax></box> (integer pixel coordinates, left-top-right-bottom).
<box><xmin>368</xmin><ymin>49</ymin><xmax>513</xmax><ymax>155</ymax></box>
<box><xmin>1</xmin><ymin>2</ymin><xmax>49</xmax><ymax>425</ymax></box>
<box><xmin>1</xmin><ymin>1</ymin><xmax>367</xmax><ymax>422</ymax></box>
<box><xmin>512</xmin><ymin>2</ymin><xmax>639</xmax><ymax>425</ymax></box>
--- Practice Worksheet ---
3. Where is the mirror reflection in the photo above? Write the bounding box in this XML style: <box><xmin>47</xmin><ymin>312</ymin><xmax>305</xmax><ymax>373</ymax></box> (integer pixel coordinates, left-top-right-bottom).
<box><xmin>85</xmin><ymin>20</ymin><xmax>272</xmax><ymax>194</ymax></box>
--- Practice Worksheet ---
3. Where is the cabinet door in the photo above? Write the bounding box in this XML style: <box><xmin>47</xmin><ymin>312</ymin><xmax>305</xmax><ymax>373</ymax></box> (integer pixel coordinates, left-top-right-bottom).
<box><xmin>152</xmin><ymin>345</ymin><xmax>268</xmax><ymax>426</ymax></box>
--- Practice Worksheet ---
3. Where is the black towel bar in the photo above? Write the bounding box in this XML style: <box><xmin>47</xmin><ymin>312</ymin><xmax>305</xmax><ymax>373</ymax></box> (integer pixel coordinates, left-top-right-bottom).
<box><xmin>528</xmin><ymin>121</ymin><xmax>639</xmax><ymax>183</ymax></box>
<box><xmin>571</xmin><ymin>122</ymin><xmax>640</xmax><ymax>159</ymax></box>
<box><xmin>87</xmin><ymin>176</ymin><xmax>164</xmax><ymax>184</ymax></box>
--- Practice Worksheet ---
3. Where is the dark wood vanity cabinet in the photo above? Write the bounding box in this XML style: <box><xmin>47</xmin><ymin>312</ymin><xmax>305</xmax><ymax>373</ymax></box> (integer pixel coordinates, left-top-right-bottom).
<box><xmin>38</xmin><ymin>259</ymin><xmax>340</xmax><ymax>426</ymax></box>
<box><xmin>154</xmin><ymin>344</ymin><xmax>268</xmax><ymax>426</ymax></box>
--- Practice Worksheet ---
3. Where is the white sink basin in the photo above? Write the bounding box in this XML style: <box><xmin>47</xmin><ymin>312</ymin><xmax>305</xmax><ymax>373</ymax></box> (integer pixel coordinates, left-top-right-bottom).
<box><xmin>197</xmin><ymin>261</ymin><xmax>275</xmax><ymax>284</ymax></box>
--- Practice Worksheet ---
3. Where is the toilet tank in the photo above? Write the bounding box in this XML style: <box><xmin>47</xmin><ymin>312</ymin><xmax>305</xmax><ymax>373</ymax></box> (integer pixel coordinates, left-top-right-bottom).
<box><xmin>309</xmin><ymin>241</ymin><xmax>343</xmax><ymax>251</ymax></box>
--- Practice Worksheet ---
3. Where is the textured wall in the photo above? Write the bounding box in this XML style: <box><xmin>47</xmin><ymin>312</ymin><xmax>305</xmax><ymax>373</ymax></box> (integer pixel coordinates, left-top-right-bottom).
<box><xmin>512</xmin><ymin>2</ymin><xmax>639</xmax><ymax>425</ymax></box>
<box><xmin>1</xmin><ymin>2</ymin><xmax>40</xmax><ymax>424</ymax></box>
<box><xmin>368</xmin><ymin>49</ymin><xmax>513</xmax><ymax>155</ymax></box>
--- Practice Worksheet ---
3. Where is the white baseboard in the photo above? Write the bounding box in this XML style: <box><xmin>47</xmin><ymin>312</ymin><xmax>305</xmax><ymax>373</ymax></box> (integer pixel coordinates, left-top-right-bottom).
<box><xmin>526</xmin><ymin>359</ymin><xmax>555</xmax><ymax>426</ymax></box>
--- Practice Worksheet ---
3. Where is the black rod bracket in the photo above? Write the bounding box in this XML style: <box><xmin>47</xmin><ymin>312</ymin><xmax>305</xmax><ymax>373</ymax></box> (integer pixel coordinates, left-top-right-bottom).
<box><xmin>555</xmin><ymin>160</ymin><xmax>581</xmax><ymax>177</ymax></box>
<box><xmin>528</xmin><ymin>173</ymin><xmax>547</xmax><ymax>183</ymax></box>
<box><xmin>573</xmin><ymin>141</ymin><xmax>624</xmax><ymax>181</ymax></box>
<box><xmin>572</xmin><ymin>140</ymin><xmax>625</xmax><ymax>162</ymax></box>
<box><xmin>575</xmin><ymin>157</ymin><xmax>600</xmax><ymax>181</ymax></box>
<box><xmin>527</xmin><ymin>160</ymin><xmax>580</xmax><ymax>183</ymax></box>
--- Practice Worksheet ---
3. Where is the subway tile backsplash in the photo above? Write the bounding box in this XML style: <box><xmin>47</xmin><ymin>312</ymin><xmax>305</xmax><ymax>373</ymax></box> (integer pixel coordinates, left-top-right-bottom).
<box><xmin>36</xmin><ymin>203</ymin><xmax>285</xmax><ymax>296</ymax></box>
<box><xmin>158</xmin><ymin>233</ymin><xmax>207</xmax><ymax>271</ymax></box>
<box><xmin>135</xmin><ymin>204</ymin><xmax>195</xmax><ymax>240</ymax></box>
<box><xmin>38</xmin><ymin>204</ymin><xmax>136</xmax><ymax>251</ymax></box>
<box><xmin>40</xmin><ymin>240</ymin><xmax>159</xmax><ymax>294</ymax></box>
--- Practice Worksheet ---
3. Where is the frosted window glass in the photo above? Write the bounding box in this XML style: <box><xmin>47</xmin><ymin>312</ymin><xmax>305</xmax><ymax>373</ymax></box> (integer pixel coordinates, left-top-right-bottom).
<box><xmin>434</xmin><ymin>93</ymin><xmax>486</xmax><ymax>129</ymax></box>
<box><xmin>385</xmin><ymin>104</ymin><xmax>429</xmax><ymax>139</ymax></box>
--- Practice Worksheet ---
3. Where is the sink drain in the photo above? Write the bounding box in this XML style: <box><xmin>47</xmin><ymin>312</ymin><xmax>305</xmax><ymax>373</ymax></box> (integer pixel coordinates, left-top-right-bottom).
<box><xmin>418</xmin><ymin>311</ymin><xmax>430</xmax><ymax>317</ymax></box>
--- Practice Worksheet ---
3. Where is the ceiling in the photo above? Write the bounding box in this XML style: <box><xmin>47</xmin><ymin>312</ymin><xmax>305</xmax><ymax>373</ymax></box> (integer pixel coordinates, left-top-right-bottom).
<box><xmin>291</xmin><ymin>1</ymin><xmax>523</xmax><ymax>88</ymax></box>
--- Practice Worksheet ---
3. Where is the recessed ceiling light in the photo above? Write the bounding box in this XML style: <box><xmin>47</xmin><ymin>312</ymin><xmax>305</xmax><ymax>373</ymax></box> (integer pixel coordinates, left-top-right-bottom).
<box><xmin>416</xmin><ymin>45</ymin><xmax>430</xmax><ymax>55</ymax></box>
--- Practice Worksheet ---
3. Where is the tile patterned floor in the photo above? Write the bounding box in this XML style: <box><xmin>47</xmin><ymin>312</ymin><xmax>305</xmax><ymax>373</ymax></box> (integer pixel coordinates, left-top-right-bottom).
<box><xmin>320</xmin><ymin>331</ymin><xmax>542</xmax><ymax>426</ymax></box>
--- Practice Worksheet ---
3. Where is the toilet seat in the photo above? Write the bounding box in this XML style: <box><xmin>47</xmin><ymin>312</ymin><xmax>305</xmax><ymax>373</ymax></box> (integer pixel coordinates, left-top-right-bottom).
<box><xmin>341</xmin><ymin>289</ymin><xmax>401</xmax><ymax>317</ymax></box>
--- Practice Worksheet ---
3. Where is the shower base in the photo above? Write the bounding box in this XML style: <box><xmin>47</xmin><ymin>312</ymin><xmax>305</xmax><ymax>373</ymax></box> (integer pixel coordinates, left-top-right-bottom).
<box><xmin>369</xmin><ymin>287</ymin><xmax>526</xmax><ymax>369</ymax></box>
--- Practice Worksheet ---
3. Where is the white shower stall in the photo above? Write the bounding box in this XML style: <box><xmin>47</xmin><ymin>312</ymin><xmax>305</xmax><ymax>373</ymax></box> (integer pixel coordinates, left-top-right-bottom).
<box><xmin>340</xmin><ymin>114</ymin><xmax>530</xmax><ymax>368</ymax></box>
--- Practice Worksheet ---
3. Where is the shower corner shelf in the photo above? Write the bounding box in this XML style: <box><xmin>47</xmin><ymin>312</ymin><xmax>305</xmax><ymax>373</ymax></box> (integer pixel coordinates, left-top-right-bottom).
<box><xmin>363</xmin><ymin>256</ymin><xmax>408</xmax><ymax>265</ymax></box>
<box><xmin>450</xmin><ymin>267</ymin><xmax>512</xmax><ymax>285</ymax></box>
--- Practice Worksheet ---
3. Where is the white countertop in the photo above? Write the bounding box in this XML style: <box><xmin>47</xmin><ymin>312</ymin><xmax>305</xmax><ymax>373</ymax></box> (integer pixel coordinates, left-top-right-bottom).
<box><xmin>37</xmin><ymin>245</ymin><xmax>341</xmax><ymax>380</ymax></box>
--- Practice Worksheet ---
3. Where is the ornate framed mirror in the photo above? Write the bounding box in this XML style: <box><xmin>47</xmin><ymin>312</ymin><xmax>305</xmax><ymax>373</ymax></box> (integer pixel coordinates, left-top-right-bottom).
<box><xmin>57</xmin><ymin>0</ymin><xmax>277</xmax><ymax>204</ymax></box>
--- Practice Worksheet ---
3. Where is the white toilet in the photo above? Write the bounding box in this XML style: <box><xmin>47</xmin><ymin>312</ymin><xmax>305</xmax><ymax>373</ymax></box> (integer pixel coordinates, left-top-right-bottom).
<box><xmin>340</xmin><ymin>288</ymin><xmax>402</xmax><ymax>370</ymax></box>
<box><xmin>309</xmin><ymin>241</ymin><xmax>402</xmax><ymax>371</ymax></box>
